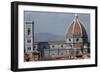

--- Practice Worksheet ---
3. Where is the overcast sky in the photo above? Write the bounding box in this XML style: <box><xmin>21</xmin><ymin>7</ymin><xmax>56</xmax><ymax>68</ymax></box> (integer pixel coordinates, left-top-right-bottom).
<box><xmin>24</xmin><ymin>11</ymin><xmax>90</xmax><ymax>39</ymax></box>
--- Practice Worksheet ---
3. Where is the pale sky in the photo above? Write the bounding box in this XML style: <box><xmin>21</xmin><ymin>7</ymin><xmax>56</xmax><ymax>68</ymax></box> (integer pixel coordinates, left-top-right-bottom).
<box><xmin>24</xmin><ymin>11</ymin><xmax>90</xmax><ymax>40</ymax></box>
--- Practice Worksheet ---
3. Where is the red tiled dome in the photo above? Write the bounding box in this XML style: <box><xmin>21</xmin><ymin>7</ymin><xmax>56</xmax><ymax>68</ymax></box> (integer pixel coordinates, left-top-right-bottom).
<box><xmin>66</xmin><ymin>14</ymin><xmax>88</xmax><ymax>38</ymax></box>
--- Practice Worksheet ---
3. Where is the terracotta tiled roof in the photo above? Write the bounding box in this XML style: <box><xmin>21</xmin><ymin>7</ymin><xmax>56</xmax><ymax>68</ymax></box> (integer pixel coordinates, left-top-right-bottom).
<box><xmin>34</xmin><ymin>41</ymin><xmax>66</xmax><ymax>45</ymax></box>
<box><xmin>66</xmin><ymin>14</ymin><xmax>88</xmax><ymax>38</ymax></box>
<box><xmin>48</xmin><ymin>41</ymin><xmax>66</xmax><ymax>45</ymax></box>
<box><xmin>73</xmin><ymin>43</ymin><xmax>83</xmax><ymax>48</ymax></box>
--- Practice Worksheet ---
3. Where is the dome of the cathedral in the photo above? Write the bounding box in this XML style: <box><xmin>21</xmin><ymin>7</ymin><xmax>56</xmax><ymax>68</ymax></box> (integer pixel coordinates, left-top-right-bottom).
<box><xmin>65</xmin><ymin>14</ymin><xmax>88</xmax><ymax>38</ymax></box>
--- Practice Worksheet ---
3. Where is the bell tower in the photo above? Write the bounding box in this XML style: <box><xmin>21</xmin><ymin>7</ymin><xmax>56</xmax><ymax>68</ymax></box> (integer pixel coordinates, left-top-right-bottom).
<box><xmin>24</xmin><ymin>21</ymin><xmax>34</xmax><ymax>53</ymax></box>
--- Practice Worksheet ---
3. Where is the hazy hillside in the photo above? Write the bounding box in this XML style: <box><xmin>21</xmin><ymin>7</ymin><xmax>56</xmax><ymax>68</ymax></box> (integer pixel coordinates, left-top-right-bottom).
<box><xmin>34</xmin><ymin>32</ymin><xmax>64</xmax><ymax>42</ymax></box>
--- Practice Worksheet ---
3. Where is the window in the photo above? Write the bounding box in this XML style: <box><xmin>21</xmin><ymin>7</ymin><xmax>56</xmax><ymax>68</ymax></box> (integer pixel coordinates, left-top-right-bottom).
<box><xmin>34</xmin><ymin>46</ymin><xmax>36</xmax><ymax>48</ymax></box>
<box><xmin>76</xmin><ymin>38</ymin><xmax>79</xmax><ymax>41</ymax></box>
<box><xmin>27</xmin><ymin>28</ymin><xmax>30</xmax><ymax>35</ymax></box>
<box><xmin>27</xmin><ymin>39</ymin><xmax>31</xmax><ymax>43</ymax></box>
<box><xmin>61</xmin><ymin>45</ymin><xmax>63</xmax><ymax>48</ymax></box>
<box><xmin>69</xmin><ymin>38</ymin><xmax>71</xmax><ymax>41</ymax></box>
<box><xmin>27</xmin><ymin>47</ymin><xmax>31</xmax><ymax>50</ymax></box>
<box><xmin>52</xmin><ymin>45</ymin><xmax>55</xmax><ymax>48</ymax></box>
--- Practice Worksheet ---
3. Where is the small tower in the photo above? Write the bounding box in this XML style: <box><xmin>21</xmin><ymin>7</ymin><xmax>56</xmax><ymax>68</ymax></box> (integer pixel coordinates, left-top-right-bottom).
<box><xmin>24</xmin><ymin>21</ymin><xmax>34</xmax><ymax>53</ymax></box>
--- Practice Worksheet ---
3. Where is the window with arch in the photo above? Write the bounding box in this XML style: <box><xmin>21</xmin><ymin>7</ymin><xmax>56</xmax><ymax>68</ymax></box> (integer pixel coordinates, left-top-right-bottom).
<box><xmin>27</xmin><ymin>47</ymin><xmax>31</xmax><ymax>50</ymax></box>
<box><xmin>34</xmin><ymin>46</ymin><xmax>36</xmax><ymax>48</ymax></box>
<box><xmin>27</xmin><ymin>28</ymin><xmax>31</xmax><ymax>35</ymax></box>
